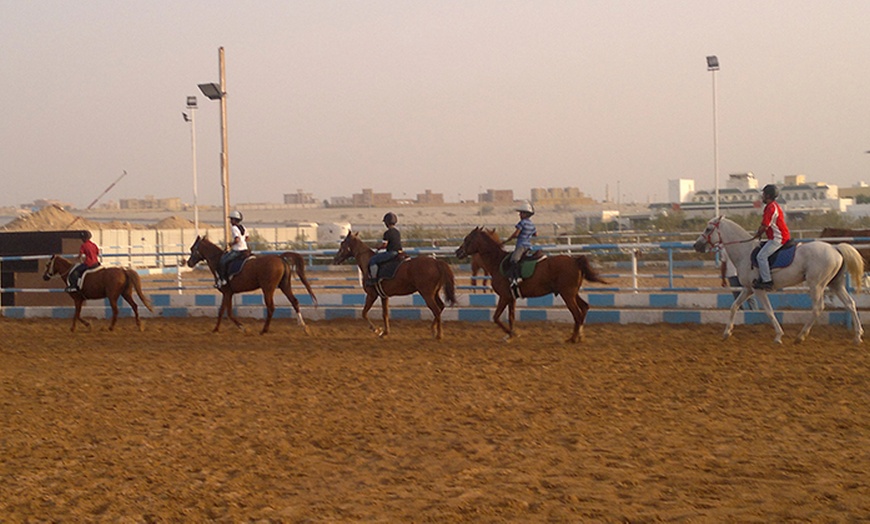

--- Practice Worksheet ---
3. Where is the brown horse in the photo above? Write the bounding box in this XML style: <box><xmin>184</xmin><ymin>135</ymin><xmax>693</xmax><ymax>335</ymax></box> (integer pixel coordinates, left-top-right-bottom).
<box><xmin>42</xmin><ymin>255</ymin><xmax>154</xmax><ymax>332</ymax></box>
<box><xmin>186</xmin><ymin>236</ymin><xmax>316</xmax><ymax>334</ymax></box>
<box><xmin>455</xmin><ymin>227</ymin><xmax>606</xmax><ymax>343</ymax></box>
<box><xmin>820</xmin><ymin>227</ymin><xmax>870</xmax><ymax>268</ymax></box>
<box><xmin>470</xmin><ymin>252</ymin><xmax>490</xmax><ymax>292</ymax></box>
<box><xmin>332</xmin><ymin>231</ymin><xmax>457</xmax><ymax>339</ymax></box>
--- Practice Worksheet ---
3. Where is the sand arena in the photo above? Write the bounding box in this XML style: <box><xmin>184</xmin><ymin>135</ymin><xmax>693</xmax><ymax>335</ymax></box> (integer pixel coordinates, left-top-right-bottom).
<box><xmin>1</xmin><ymin>317</ymin><xmax>868</xmax><ymax>522</ymax></box>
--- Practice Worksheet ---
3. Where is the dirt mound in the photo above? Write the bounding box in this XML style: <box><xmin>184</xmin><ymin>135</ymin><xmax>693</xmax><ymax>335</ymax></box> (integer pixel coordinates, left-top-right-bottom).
<box><xmin>151</xmin><ymin>216</ymin><xmax>197</xmax><ymax>229</ymax></box>
<box><xmin>1</xmin><ymin>205</ymin><xmax>102</xmax><ymax>231</ymax></box>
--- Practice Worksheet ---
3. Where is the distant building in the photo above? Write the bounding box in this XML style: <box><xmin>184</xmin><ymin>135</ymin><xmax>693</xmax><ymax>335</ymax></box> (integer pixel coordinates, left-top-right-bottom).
<box><xmin>120</xmin><ymin>196</ymin><xmax>182</xmax><ymax>211</ymax></box>
<box><xmin>478</xmin><ymin>189</ymin><xmax>514</xmax><ymax>205</ymax></box>
<box><xmin>22</xmin><ymin>199</ymin><xmax>72</xmax><ymax>211</ymax></box>
<box><xmin>836</xmin><ymin>181</ymin><xmax>870</xmax><ymax>201</ymax></box>
<box><xmin>416</xmin><ymin>189</ymin><xmax>444</xmax><ymax>205</ymax></box>
<box><xmin>530</xmin><ymin>187</ymin><xmax>596</xmax><ymax>207</ymax></box>
<box><xmin>667</xmin><ymin>179</ymin><xmax>695</xmax><ymax>204</ymax></box>
<box><xmin>352</xmin><ymin>188</ymin><xmax>393</xmax><ymax>207</ymax></box>
<box><xmin>283</xmin><ymin>190</ymin><xmax>316</xmax><ymax>205</ymax></box>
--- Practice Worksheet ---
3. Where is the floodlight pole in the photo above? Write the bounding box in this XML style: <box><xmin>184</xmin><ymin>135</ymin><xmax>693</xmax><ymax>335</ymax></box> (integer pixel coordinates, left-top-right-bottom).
<box><xmin>185</xmin><ymin>96</ymin><xmax>199</xmax><ymax>234</ymax></box>
<box><xmin>198</xmin><ymin>47</ymin><xmax>232</xmax><ymax>245</ymax></box>
<box><xmin>707</xmin><ymin>55</ymin><xmax>720</xmax><ymax>217</ymax></box>
<box><xmin>218</xmin><ymin>47</ymin><xmax>230</xmax><ymax>246</ymax></box>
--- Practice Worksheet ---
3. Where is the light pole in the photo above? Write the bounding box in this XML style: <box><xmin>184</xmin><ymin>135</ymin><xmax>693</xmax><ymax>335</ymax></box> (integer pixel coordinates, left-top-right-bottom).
<box><xmin>183</xmin><ymin>96</ymin><xmax>199</xmax><ymax>234</ymax></box>
<box><xmin>198</xmin><ymin>46</ymin><xmax>231</xmax><ymax>246</ymax></box>
<box><xmin>707</xmin><ymin>55</ymin><xmax>720</xmax><ymax>217</ymax></box>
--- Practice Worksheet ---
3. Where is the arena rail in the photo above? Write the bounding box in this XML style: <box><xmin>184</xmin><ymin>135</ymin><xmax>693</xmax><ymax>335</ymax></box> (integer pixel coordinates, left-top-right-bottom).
<box><xmin>3</xmin><ymin>239</ymin><xmax>868</xmax><ymax>327</ymax></box>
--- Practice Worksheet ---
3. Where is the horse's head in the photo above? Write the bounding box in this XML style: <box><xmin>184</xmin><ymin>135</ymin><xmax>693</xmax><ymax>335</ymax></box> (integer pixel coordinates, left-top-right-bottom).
<box><xmin>42</xmin><ymin>255</ymin><xmax>60</xmax><ymax>281</ymax></box>
<box><xmin>333</xmin><ymin>231</ymin><xmax>359</xmax><ymax>265</ymax></box>
<box><xmin>693</xmin><ymin>216</ymin><xmax>723</xmax><ymax>253</ymax></box>
<box><xmin>186</xmin><ymin>236</ymin><xmax>206</xmax><ymax>267</ymax></box>
<box><xmin>455</xmin><ymin>227</ymin><xmax>483</xmax><ymax>259</ymax></box>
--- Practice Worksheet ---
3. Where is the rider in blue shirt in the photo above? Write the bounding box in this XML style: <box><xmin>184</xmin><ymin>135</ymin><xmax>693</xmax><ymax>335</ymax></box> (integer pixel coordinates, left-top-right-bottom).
<box><xmin>505</xmin><ymin>201</ymin><xmax>537</xmax><ymax>292</ymax></box>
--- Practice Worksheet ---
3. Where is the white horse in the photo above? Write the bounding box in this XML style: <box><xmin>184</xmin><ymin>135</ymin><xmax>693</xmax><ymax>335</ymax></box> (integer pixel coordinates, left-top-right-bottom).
<box><xmin>694</xmin><ymin>216</ymin><xmax>864</xmax><ymax>345</ymax></box>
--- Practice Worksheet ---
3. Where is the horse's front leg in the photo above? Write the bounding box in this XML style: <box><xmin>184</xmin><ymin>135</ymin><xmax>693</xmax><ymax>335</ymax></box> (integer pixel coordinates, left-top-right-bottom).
<box><xmin>723</xmin><ymin>287</ymin><xmax>753</xmax><ymax>340</ymax></box>
<box><xmin>361</xmin><ymin>292</ymin><xmax>382</xmax><ymax>336</ymax></box>
<box><xmin>380</xmin><ymin>296</ymin><xmax>391</xmax><ymax>337</ymax></box>
<box><xmin>71</xmin><ymin>297</ymin><xmax>90</xmax><ymax>332</ymax></box>
<box><xmin>754</xmin><ymin>291</ymin><xmax>784</xmax><ymax>344</ymax></box>
<box><xmin>492</xmin><ymin>294</ymin><xmax>514</xmax><ymax>341</ymax></box>
<box><xmin>213</xmin><ymin>293</ymin><xmax>232</xmax><ymax>332</ymax></box>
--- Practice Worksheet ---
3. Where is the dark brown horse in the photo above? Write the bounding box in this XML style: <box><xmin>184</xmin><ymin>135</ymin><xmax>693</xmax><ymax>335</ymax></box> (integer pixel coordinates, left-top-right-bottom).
<box><xmin>470</xmin><ymin>252</ymin><xmax>490</xmax><ymax>292</ymax></box>
<box><xmin>455</xmin><ymin>227</ymin><xmax>606</xmax><ymax>343</ymax></box>
<box><xmin>42</xmin><ymin>255</ymin><xmax>154</xmax><ymax>332</ymax></box>
<box><xmin>186</xmin><ymin>236</ymin><xmax>316</xmax><ymax>334</ymax></box>
<box><xmin>332</xmin><ymin>231</ymin><xmax>457</xmax><ymax>339</ymax></box>
<box><xmin>820</xmin><ymin>227</ymin><xmax>870</xmax><ymax>268</ymax></box>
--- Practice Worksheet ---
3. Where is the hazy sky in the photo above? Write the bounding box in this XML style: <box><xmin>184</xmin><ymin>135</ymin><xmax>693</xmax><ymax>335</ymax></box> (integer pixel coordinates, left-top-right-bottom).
<box><xmin>2</xmin><ymin>1</ymin><xmax>869</xmax><ymax>209</ymax></box>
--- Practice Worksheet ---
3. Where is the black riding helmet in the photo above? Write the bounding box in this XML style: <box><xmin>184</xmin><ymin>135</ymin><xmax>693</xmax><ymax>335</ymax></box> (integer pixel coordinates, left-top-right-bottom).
<box><xmin>80</xmin><ymin>230</ymin><xmax>92</xmax><ymax>241</ymax></box>
<box><xmin>383</xmin><ymin>212</ymin><xmax>398</xmax><ymax>226</ymax></box>
<box><xmin>762</xmin><ymin>184</ymin><xmax>779</xmax><ymax>200</ymax></box>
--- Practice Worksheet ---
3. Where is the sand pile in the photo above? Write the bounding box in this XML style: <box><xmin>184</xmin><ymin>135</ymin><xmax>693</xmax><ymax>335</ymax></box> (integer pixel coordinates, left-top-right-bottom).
<box><xmin>1</xmin><ymin>205</ymin><xmax>102</xmax><ymax>231</ymax></box>
<box><xmin>151</xmin><ymin>216</ymin><xmax>198</xmax><ymax>229</ymax></box>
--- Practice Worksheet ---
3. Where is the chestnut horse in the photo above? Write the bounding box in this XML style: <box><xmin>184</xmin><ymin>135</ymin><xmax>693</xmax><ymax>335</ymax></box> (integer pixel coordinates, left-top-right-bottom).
<box><xmin>186</xmin><ymin>236</ymin><xmax>316</xmax><ymax>334</ymax></box>
<box><xmin>470</xmin><ymin>253</ymin><xmax>490</xmax><ymax>292</ymax></box>
<box><xmin>333</xmin><ymin>231</ymin><xmax>457</xmax><ymax>339</ymax></box>
<box><xmin>42</xmin><ymin>255</ymin><xmax>154</xmax><ymax>332</ymax></box>
<box><xmin>455</xmin><ymin>227</ymin><xmax>606</xmax><ymax>343</ymax></box>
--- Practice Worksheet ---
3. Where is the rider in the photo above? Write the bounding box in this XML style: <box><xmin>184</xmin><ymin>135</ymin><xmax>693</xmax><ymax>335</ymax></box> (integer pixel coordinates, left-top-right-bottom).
<box><xmin>505</xmin><ymin>200</ymin><xmax>537</xmax><ymax>294</ymax></box>
<box><xmin>66</xmin><ymin>230</ymin><xmax>101</xmax><ymax>292</ymax></box>
<box><xmin>216</xmin><ymin>210</ymin><xmax>250</xmax><ymax>288</ymax></box>
<box><xmin>367</xmin><ymin>212</ymin><xmax>402</xmax><ymax>286</ymax></box>
<box><xmin>751</xmin><ymin>184</ymin><xmax>790</xmax><ymax>291</ymax></box>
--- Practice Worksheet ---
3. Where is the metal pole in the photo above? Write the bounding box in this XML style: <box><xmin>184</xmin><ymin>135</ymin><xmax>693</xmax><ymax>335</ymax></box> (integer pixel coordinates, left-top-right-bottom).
<box><xmin>712</xmin><ymin>68</ymin><xmax>719</xmax><ymax>217</ymax></box>
<box><xmin>219</xmin><ymin>47</ymin><xmax>231</xmax><ymax>246</ymax></box>
<box><xmin>187</xmin><ymin>101</ymin><xmax>199</xmax><ymax>234</ymax></box>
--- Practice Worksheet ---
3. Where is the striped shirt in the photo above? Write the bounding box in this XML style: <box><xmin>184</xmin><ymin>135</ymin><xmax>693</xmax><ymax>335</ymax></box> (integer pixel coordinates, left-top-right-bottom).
<box><xmin>514</xmin><ymin>218</ymin><xmax>537</xmax><ymax>249</ymax></box>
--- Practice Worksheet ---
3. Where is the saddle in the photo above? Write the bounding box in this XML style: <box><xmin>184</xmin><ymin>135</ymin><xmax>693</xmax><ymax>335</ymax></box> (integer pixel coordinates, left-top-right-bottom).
<box><xmin>67</xmin><ymin>263</ymin><xmax>104</xmax><ymax>288</ymax></box>
<box><xmin>499</xmin><ymin>250</ymin><xmax>546</xmax><ymax>280</ymax></box>
<box><xmin>226</xmin><ymin>254</ymin><xmax>254</xmax><ymax>281</ymax></box>
<box><xmin>372</xmin><ymin>252</ymin><xmax>410</xmax><ymax>281</ymax></box>
<box><xmin>751</xmin><ymin>239</ymin><xmax>797</xmax><ymax>270</ymax></box>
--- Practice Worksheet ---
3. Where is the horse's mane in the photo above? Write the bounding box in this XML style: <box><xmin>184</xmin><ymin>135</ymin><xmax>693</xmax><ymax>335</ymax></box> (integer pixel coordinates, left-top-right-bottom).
<box><xmin>718</xmin><ymin>217</ymin><xmax>752</xmax><ymax>240</ymax></box>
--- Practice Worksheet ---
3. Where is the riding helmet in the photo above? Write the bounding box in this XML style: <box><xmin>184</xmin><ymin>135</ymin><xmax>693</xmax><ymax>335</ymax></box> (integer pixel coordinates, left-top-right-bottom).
<box><xmin>383</xmin><ymin>212</ymin><xmax>398</xmax><ymax>226</ymax></box>
<box><xmin>80</xmin><ymin>230</ymin><xmax>92</xmax><ymax>240</ymax></box>
<box><xmin>228</xmin><ymin>210</ymin><xmax>244</xmax><ymax>221</ymax></box>
<box><xmin>761</xmin><ymin>184</ymin><xmax>779</xmax><ymax>200</ymax></box>
<box><xmin>515</xmin><ymin>200</ymin><xmax>535</xmax><ymax>215</ymax></box>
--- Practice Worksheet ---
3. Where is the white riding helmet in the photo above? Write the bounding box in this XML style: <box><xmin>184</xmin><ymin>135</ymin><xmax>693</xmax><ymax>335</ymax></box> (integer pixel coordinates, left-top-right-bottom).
<box><xmin>228</xmin><ymin>210</ymin><xmax>243</xmax><ymax>221</ymax></box>
<box><xmin>515</xmin><ymin>201</ymin><xmax>535</xmax><ymax>215</ymax></box>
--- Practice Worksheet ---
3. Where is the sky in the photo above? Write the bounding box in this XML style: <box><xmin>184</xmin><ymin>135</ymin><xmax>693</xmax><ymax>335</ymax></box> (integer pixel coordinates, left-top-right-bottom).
<box><xmin>2</xmin><ymin>1</ymin><xmax>870</xmax><ymax>209</ymax></box>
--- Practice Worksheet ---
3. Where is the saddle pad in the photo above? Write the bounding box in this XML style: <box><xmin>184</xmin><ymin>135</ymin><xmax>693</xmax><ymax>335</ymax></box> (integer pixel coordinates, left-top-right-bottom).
<box><xmin>751</xmin><ymin>243</ymin><xmax>797</xmax><ymax>270</ymax></box>
<box><xmin>499</xmin><ymin>254</ymin><xmax>542</xmax><ymax>279</ymax></box>
<box><xmin>376</xmin><ymin>256</ymin><xmax>406</xmax><ymax>280</ymax></box>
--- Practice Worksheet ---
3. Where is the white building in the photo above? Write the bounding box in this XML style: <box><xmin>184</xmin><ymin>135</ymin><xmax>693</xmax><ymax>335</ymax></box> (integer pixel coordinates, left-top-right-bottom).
<box><xmin>667</xmin><ymin>179</ymin><xmax>694</xmax><ymax>204</ymax></box>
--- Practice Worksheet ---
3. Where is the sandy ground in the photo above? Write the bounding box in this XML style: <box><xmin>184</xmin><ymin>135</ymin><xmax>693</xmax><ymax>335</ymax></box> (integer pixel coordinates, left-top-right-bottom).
<box><xmin>1</xmin><ymin>318</ymin><xmax>868</xmax><ymax>522</ymax></box>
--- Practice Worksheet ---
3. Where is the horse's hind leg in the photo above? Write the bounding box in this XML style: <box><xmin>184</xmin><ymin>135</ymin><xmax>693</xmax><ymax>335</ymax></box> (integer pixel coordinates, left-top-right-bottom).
<box><xmin>560</xmin><ymin>292</ymin><xmax>585</xmax><ymax>343</ymax></box>
<box><xmin>122</xmin><ymin>289</ymin><xmax>142</xmax><ymax>331</ymax></box>
<box><xmin>422</xmin><ymin>292</ymin><xmax>445</xmax><ymax>340</ymax></box>
<box><xmin>796</xmin><ymin>286</ymin><xmax>826</xmax><ymax>344</ymax></box>
<box><xmin>831</xmin><ymin>284</ymin><xmax>863</xmax><ymax>344</ymax></box>
<box><xmin>279</xmin><ymin>282</ymin><xmax>309</xmax><ymax>335</ymax></box>
<box><xmin>261</xmin><ymin>292</ymin><xmax>276</xmax><ymax>334</ymax></box>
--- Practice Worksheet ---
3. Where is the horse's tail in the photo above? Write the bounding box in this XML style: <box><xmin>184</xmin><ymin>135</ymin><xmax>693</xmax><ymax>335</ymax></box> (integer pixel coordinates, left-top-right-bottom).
<box><xmin>835</xmin><ymin>243</ymin><xmax>864</xmax><ymax>293</ymax></box>
<box><xmin>280</xmin><ymin>252</ymin><xmax>318</xmax><ymax>306</ymax></box>
<box><xmin>574</xmin><ymin>255</ymin><xmax>607</xmax><ymax>284</ymax></box>
<box><xmin>126</xmin><ymin>268</ymin><xmax>154</xmax><ymax>312</ymax></box>
<box><xmin>437</xmin><ymin>259</ymin><xmax>457</xmax><ymax>306</ymax></box>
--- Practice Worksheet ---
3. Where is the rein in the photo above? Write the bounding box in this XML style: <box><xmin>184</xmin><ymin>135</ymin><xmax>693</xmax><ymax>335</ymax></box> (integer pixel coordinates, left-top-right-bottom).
<box><xmin>703</xmin><ymin>219</ymin><xmax>755</xmax><ymax>250</ymax></box>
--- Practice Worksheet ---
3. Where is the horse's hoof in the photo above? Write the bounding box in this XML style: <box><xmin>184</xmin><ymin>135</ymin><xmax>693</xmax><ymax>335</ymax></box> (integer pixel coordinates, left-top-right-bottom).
<box><xmin>303</xmin><ymin>326</ymin><xmax>312</xmax><ymax>336</ymax></box>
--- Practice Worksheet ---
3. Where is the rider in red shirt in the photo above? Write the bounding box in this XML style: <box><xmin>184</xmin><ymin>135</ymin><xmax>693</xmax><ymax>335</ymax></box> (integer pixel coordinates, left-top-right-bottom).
<box><xmin>751</xmin><ymin>184</ymin><xmax>790</xmax><ymax>290</ymax></box>
<box><xmin>66</xmin><ymin>230</ymin><xmax>101</xmax><ymax>292</ymax></box>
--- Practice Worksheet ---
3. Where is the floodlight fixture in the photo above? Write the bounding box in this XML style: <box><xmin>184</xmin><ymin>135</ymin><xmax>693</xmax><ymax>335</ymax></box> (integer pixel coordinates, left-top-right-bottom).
<box><xmin>198</xmin><ymin>83</ymin><xmax>223</xmax><ymax>100</ymax></box>
<box><xmin>706</xmin><ymin>55</ymin><xmax>719</xmax><ymax>71</ymax></box>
